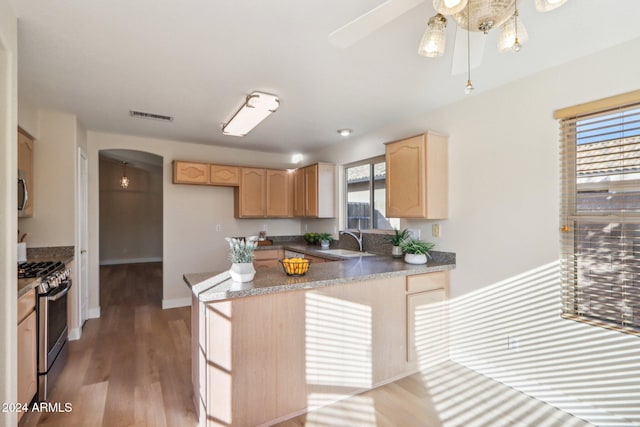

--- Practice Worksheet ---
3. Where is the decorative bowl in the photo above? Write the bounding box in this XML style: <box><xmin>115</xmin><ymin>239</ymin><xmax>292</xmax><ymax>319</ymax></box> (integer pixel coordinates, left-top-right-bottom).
<box><xmin>279</xmin><ymin>258</ymin><xmax>312</xmax><ymax>277</ymax></box>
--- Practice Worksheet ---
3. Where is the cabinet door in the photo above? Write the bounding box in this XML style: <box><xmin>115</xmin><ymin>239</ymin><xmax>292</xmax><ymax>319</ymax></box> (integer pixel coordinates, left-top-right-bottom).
<box><xmin>17</xmin><ymin>310</ymin><xmax>37</xmax><ymax>414</ymax></box>
<box><xmin>407</xmin><ymin>289</ymin><xmax>447</xmax><ymax>364</ymax></box>
<box><xmin>292</xmin><ymin>168</ymin><xmax>305</xmax><ymax>217</ymax></box>
<box><xmin>173</xmin><ymin>161</ymin><xmax>210</xmax><ymax>185</ymax></box>
<box><xmin>304</xmin><ymin>164</ymin><xmax>318</xmax><ymax>217</ymax></box>
<box><xmin>386</xmin><ymin>135</ymin><xmax>425</xmax><ymax>218</ymax></box>
<box><xmin>266</xmin><ymin>169</ymin><xmax>291</xmax><ymax>217</ymax></box>
<box><xmin>210</xmin><ymin>164</ymin><xmax>240</xmax><ymax>186</ymax></box>
<box><xmin>235</xmin><ymin>168</ymin><xmax>266</xmax><ymax>218</ymax></box>
<box><xmin>386</xmin><ymin>133</ymin><xmax>448</xmax><ymax>219</ymax></box>
<box><xmin>18</xmin><ymin>129</ymin><xmax>34</xmax><ymax>217</ymax></box>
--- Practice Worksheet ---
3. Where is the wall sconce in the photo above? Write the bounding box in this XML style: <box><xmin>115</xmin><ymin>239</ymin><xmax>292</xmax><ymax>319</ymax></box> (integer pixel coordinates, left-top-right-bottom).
<box><xmin>222</xmin><ymin>91</ymin><xmax>279</xmax><ymax>137</ymax></box>
<box><xmin>120</xmin><ymin>161</ymin><xmax>130</xmax><ymax>189</ymax></box>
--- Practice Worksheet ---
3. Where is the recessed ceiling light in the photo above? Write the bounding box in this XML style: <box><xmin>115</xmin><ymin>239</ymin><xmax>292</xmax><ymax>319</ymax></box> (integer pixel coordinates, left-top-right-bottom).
<box><xmin>338</xmin><ymin>129</ymin><xmax>352</xmax><ymax>137</ymax></box>
<box><xmin>291</xmin><ymin>153</ymin><xmax>303</xmax><ymax>164</ymax></box>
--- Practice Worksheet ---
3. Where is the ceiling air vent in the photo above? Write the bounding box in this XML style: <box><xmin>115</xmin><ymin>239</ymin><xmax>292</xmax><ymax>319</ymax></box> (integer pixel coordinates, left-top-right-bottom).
<box><xmin>129</xmin><ymin>110</ymin><xmax>173</xmax><ymax>122</ymax></box>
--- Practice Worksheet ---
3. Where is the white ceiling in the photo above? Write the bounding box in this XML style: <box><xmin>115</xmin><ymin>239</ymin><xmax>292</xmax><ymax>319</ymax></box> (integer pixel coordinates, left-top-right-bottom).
<box><xmin>14</xmin><ymin>0</ymin><xmax>640</xmax><ymax>154</ymax></box>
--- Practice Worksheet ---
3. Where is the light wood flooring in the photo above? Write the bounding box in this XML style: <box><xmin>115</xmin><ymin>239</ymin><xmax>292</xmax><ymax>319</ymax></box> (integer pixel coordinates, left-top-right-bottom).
<box><xmin>20</xmin><ymin>263</ymin><xmax>592</xmax><ymax>427</ymax></box>
<box><xmin>20</xmin><ymin>263</ymin><xmax>197</xmax><ymax>427</ymax></box>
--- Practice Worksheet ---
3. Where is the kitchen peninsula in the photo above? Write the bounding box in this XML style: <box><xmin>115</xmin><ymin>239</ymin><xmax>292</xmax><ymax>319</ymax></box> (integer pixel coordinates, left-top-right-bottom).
<box><xmin>184</xmin><ymin>248</ymin><xmax>455</xmax><ymax>426</ymax></box>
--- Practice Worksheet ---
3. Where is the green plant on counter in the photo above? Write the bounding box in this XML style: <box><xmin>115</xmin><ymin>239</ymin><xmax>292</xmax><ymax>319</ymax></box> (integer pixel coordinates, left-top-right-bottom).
<box><xmin>225</xmin><ymin>237</ymin><xmax>257</xmax><ymax>263</ymax></box>
<box><xmin>317</xmin><ymin>232</ymin><xmax>334</xmax><ymax>242</ymax></box>
<box><xmin>304</xmin><ymin>232</ymin><xmax>320</xmax><ymax>244</ymax></box>
<box><xmin>399</xmin><ymin>239</ymin><xmax>435</xmax><ymax>257</ymax></box>
<box><xmin>384</xmin><ymin>228</ymin><xmax>410</xmax><ymax>246</ymax></box>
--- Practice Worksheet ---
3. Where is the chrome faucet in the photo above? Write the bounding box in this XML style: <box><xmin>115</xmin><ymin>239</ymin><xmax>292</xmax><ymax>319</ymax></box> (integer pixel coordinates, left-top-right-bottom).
<box><xmin>339</xmin><ymin>229</ymin><xmax>364</xmax><ymax>252</ymax></box>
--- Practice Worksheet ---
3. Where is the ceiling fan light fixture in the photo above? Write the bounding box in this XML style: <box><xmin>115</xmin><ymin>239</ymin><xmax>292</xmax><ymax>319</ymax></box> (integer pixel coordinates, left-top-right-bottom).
<box><xmin>535</xmin><ymin>0</ymin><xmax>568</xmax><ymax>13</ymax></box>
<box><xmin>497</xmin><ymin>10</ymin><xmax>528</xmax><ymax>52</ymax></box>
<box><xmin>418</xmin><ymin>14</ymin><xmax>447</xmax><ymax>58</ymax></box>
<box><xmin>222</xmin><ymin>91</ymin><xmax>279</xmax><ymax>137</ymax></box>
<box><xmin>452</xmin><ymin>0</ymin><xmax>517</xmax><ymax>33</ymax></box>
<box><xmin>433</xmin><ymin>0</ymin><xmax>468</xmax><ymax>15</ymax></box>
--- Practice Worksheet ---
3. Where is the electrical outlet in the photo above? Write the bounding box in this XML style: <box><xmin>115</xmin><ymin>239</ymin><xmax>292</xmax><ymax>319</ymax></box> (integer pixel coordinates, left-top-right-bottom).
<box><xmin>263</xmin><ymin>223</ymin><xmax>268</xmax><ymax>231</ymax></box>
<box><xmin>305</xmin><ymin>224</ymin><xmax>308</xmax><ymax>232</ymax></box>
<box><xmin>507</xmin><ymin>336</ymin><xmax>520</xmax><ymax>351</ymax></box>
<box><xmin>432</xmin><ymin>224</ymin><xmax>440</xmax><ymax>238</ymax></box>
<box><xmin>215</xmin><ymin>224</ymin><xmax>221</xmax><ymax>232</ymax></box>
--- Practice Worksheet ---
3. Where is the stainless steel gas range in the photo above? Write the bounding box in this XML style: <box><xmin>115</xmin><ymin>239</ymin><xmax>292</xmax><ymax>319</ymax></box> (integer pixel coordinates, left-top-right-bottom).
<box><xmin>18</xmin><ymin>261</ymin><xmax>72</xmax><ymax>401</ymax></box>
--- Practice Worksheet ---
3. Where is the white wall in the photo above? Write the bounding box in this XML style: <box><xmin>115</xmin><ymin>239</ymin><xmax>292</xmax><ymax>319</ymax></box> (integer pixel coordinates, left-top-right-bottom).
<box><xmin>307</xmin><ymin>37</ymin><xmax>640</xmax><ymax>425</ymax></box>
<box><xmin>18</xmin><ymin>110</ymin><xmax>77</xmax><ymax>247</ymax></box>
<box><xmin>99</xmin><ymin>156</ymin><xmax>163</xmax><ymax>264</ymax></box>
<box><xmin>0</xmin><ymin>1</ymin><xmax>18</xmax><ymax>425</ymax></box>
<box><xmin>87</xmin><ymin>131</ymin><xmax>302</xmax><ymax>311</ymax></box>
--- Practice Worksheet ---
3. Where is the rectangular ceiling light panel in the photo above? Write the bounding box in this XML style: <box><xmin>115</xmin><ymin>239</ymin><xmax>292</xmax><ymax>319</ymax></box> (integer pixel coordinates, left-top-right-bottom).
<box><xmin>222</xmin><ymin>91</ymin><xmax>279</xmax><ymax>137</ymax></box>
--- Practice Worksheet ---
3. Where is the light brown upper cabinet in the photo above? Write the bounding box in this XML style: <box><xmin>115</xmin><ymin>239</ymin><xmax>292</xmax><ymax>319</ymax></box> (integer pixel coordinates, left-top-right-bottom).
<box><xmin>18</xmin><ymin>128</ymin><xmax>35</xmax><ymax>217</ymax></box>
<box><xmin>294</xmin><ymin>163</ymin><xmax>336</xmax><ymax>218</ymax></box>
<box><xmin>173</xmin><ymin>161</ymin><xmax>210</xmax><ymax>185</ymax></box>
<box><xmin>235</xmin><ymin>168</ymin><xmax>292</xmax><ymax>218</ymax></box>
<box><xmin>266</xmin><ymin>169</ymin><xmax>292</xmax><ymax>217</ymax></box>
<box><xmin>235</xmin><ymin>168</ymin><xmax>267</xmax><ymax>218</ymax></box>
<box><xmin>292</xmin><ymin>168</ymin><xmax>305</xmax><ymax>217</ymax></box>
<box><xmin>385</xmin><ymin>132</ymin><xmax>448</xmax><ymax>219</ymax></box>
<box><xmin>210</xmin><ymin>164</ymin><xmax>240</xmax><ymax>186</ymax></box>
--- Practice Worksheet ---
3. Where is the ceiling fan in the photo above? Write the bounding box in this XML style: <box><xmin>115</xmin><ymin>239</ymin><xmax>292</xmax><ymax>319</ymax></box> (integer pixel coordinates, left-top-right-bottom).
<box><xmin>329</xmin><ymin>0</ymin><xmax>568</xmax><ymax>88</ymax></box>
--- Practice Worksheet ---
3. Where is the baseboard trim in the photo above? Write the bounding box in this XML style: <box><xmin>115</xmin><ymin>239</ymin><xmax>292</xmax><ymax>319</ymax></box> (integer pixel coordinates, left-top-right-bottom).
<box><xmin>100</xmin><ymin>257</ymin><xmax>162</xmax><ymax>266</ymax></box>
<box><xmin>88</xmin><ymin>307</ymin><xmax>101</xmax><ymax>319</ymax></box>
<box><xmin>162</xmin><ymin>297</ymin><xmax>191</xmax><ymax>310</ymax></box>
<box><xmin>68</xmin><ymin>327</ymin><xmax>82</xmax><ymax>341</ymax></box>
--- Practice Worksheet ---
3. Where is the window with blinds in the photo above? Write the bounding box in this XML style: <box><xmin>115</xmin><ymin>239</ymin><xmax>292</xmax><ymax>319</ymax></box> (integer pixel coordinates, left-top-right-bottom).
<box><xmin>559</xmin><ymin>95</ymin><xmax>640</xmax><ymax>335</ymax></box>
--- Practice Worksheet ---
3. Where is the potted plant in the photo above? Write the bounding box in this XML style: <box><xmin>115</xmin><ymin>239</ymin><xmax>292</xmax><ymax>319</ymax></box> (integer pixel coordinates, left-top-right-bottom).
<box><xmin>304</xmin><ymin>232</ymin><xmax>320</xmax><ymax>245</ymax></box>
<box><xmin>399</xmin><ymin>238</ymin><xmax>435</xmax><ymax>265</ymax></box>
<box><xmin>384</xmin><ymin>228</ymin><xmax>410</xmax><ymax>258</ymax></box>
<box><xmin>317</xmin><ymin>232</ymin><xmax>334</xmax><ymax>249</ymax></box>
<box><xmin>226</xmin><ymin>237</ymin><xmax>258</xmax><ymax>282</ymax></box>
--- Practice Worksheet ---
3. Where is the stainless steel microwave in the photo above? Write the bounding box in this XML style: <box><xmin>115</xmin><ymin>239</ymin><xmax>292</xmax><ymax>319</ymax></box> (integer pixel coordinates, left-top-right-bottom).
<box><xmin>18</xmin><ymin>169</ymin><xmax>29</xmax><ymax>217</ymax></box>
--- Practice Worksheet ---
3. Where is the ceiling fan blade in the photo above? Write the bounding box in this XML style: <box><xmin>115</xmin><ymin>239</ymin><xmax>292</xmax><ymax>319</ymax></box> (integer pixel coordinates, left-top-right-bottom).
<box><xmin>451</xmin><ymin>26</ymin><xmax>485</xmax><ymax>75</ymax></box>
<box><xmin>328</xmin><ymin>0</ymin><xmax>425</xmax><ymax>48</ymax></box>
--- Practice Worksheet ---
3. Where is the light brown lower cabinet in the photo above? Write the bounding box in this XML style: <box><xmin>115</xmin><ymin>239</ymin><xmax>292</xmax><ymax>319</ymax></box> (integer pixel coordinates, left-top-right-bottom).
<box><xmin>253</xmin><ymin>249</ymin><xmax>284</xmax><ymax>270</ymax></box>
<box><xmin>406</xmin><ymin>271</ymin><xmax>449</xmax><ymax>365</ymax></box>
<box><xmin>193</xmin><ymin>274</ymin><xmax>430</xmax><ymax>426</ymax></box>
<box><xmin>17</xmin><ymin>289</ymin><xmax>37</xmax><ymax>420</ymax></box>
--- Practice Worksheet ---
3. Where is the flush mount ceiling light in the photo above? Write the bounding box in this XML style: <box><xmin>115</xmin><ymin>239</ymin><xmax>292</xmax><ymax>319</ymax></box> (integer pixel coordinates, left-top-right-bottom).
<box><xmin>120</xmin><ymin>161</ymin><xmax>130</xmax><ymax>189</ymax></box>
<box><xmin>419</xmin><ymin>0</ymin><xmax>568</xmax><ymax>92</ymax></box>
<box><xmin>222</xmin><ymin>91</ymin><xmax>279</xmax><ymax>137</ymax></box>
<box><xmin>338</xmin><ymin>129</ymin><xmax>353</xmax><ymax>137</ymax></box>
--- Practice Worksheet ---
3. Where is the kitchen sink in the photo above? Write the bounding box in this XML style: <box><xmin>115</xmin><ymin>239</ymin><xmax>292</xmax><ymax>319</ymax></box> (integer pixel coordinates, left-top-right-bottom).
<box><xmin>318</xmin><ymin>249</ymin><xmax>376</xmax><ymax>258</ymax></box>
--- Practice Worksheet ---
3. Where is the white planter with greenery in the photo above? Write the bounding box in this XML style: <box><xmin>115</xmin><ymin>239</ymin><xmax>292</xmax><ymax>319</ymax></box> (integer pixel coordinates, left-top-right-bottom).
<box><xmin>226</xmin><ymin>237</ymin><xmax>257</xmax><ymax>282</ymax></box>
<box><xmin>385</xmin><ymin>228</ymin><xmax>410</xmax><ymax>258</ymax></box>
<box><xmin>317</xmin><ymin>232</ymin><xmax>334</xmax><ymax>250</ymax></box>
<box><xmin>399</xmin><ymin>239</ymin><xmax>435</xmax><ymax>265</ymax></box>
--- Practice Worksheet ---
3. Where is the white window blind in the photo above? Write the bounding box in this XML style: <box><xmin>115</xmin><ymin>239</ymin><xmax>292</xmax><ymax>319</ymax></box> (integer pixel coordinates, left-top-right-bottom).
<box><xmin>560</xmin><ymin>100</ymin><xmax>640</xmax><ymax>335</ymax></box>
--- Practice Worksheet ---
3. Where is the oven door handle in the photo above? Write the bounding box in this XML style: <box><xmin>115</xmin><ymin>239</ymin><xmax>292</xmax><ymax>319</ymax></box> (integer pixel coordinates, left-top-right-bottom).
<box><xmin>48</xmin><ymin>281</ymin><xmax>72</xmax><ymax>302</ymax></box>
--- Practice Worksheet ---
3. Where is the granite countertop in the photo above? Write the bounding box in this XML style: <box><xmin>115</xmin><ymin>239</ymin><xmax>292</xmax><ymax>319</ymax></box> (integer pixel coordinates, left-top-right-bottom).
<box><xmin>18</xmin><ymin>277</ymin><xmax>40</xmax><ymax>298</ymax></box>
<box><xmin>184</xmin><ymin>249</ymin><xmax>455</xmax><ymax>303</ymax></box>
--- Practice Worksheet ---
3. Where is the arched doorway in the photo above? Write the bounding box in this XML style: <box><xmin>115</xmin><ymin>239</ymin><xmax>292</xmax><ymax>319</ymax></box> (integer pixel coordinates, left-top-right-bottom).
<box><xmin>98</xmin><ymin>149</ymin><xmax>163</xmax><ymax>308</ymax></box>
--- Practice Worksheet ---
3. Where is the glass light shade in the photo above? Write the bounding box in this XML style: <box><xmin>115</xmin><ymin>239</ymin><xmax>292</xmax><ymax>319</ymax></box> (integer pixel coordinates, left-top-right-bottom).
<box><xmin>120</xmin><ymin>176</ymin><xmax>129</xmax><ymax>189</ymax></box>
<box><xmin>497</xmin><ymin>13</ymin><xmax>528</xmax><ymax>52</ymax></box>
<box><xmin>417</xmin><ymin>14</ymin><xmax>447</xmax><ymax>58</ymax></box>
<box><xmin>535</xmin><ymin>0</ymin><xmax>568</xmax><ymax>12</ymax></box>
<box><xmin>433</xmin><ymin>0</ymin><xmax>468</xmax><ymax>15</ymax></box>
<box><xmin>452</xmin><ymin>0</ymin><xmax>517</xmax><ymax>33</ymax></box>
